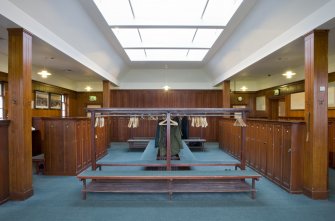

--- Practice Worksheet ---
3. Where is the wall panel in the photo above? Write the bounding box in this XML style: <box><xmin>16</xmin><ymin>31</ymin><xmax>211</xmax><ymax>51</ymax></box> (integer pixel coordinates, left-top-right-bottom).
<box><xmin>108</xmin><ymin>90</ymin><xmax>222</xmax><ymax>141</ymax></box>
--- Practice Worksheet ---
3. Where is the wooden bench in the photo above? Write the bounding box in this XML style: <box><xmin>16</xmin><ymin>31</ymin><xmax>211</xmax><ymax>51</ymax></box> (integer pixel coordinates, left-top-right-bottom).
<box><xmin>183</xmin><ymin>138</ymin><xmax>206</xmax><ymax>151</ymax></box>
<box><xmin>32</xmin><ymin>154</ymin><xmax>45</xmax><ymax>175</ymax></box>
<box><xmin>127</xmin><ymin>137</ymin><xmax>153</xmax><ymax>150</ymax></box>
<box><xmin>77</xmin><ymin>170</ymin><xmax>261</xmax><ymax>200</ymax></box>
<box><xmin>96</xmin><ymin>159</ymin><xmax>241</xmax><ymax>170</ymax></box>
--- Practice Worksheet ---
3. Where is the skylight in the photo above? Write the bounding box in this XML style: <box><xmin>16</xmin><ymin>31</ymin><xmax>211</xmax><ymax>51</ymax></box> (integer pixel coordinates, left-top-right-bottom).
<box><xmin>94</xmin><ymin>0</ymin><xmax>243</xmax><ymax>61</ymax></box>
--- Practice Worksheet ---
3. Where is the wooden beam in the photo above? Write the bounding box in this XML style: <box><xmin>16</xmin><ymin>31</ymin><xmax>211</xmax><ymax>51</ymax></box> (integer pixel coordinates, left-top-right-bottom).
<box><xmin>7</xmin><ymin>28</ymin><xmax>33</xmax><ymax>200</ymax></box>
<box><xmin>303</xmin><ymin>30</ymin><xmax>329</xmax><ymax>199</ymax></box>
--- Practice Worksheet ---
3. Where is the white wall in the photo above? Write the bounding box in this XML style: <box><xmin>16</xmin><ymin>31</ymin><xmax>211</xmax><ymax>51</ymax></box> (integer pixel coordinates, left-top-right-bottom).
<box><xmin>0</xmin><ymin>53</ymin><xmax>7</xmax><ymax>73</ymax></box>
<box><xmin>118</xmin><ymin>68</ymin><xmax>219</xmax><ymax>90</ymax></box>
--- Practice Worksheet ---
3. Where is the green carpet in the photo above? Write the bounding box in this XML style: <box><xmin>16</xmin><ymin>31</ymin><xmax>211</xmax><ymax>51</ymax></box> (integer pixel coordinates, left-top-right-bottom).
<box><xmin>0</xmin><ymin>142</ymin><xmax>334</xmax><ymax>221</ymax></box>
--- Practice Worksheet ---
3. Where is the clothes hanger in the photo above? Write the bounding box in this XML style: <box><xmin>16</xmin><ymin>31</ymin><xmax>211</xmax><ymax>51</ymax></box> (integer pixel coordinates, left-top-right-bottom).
<box><xmin>159</xmin><ymin>118</ymin><xmax>178</xmax><ymax>126</ymax></box>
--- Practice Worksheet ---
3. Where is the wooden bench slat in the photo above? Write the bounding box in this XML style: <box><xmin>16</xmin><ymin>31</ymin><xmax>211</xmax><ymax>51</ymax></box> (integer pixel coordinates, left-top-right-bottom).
<box><xmin>78</xmin><ymin>170</ymin><xmax>261</xmax><ymax>179</ymax></box>
<box><xmin>84</xmin><ymin>180</ymin><xmax>254</xmax><ymax>193</ymax></box>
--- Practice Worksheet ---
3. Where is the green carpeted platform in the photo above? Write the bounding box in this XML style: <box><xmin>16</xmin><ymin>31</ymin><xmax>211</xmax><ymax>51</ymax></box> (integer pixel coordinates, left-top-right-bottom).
<box><xmin>0</xmin><ymin>142</ymin><xmax>334</xmax><ymax>221</ymax></box>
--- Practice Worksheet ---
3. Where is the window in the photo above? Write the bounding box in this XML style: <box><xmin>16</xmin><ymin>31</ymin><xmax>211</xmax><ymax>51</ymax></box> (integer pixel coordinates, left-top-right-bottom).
<box><xmin>0</xmin><ymin>83</ymin><xmax>3</xmax><ymax>119</ymax></box>
<box><xmin>61</xmin><ymin>95</ymin><xmax>68</xmax><ymax>117</ymax></box>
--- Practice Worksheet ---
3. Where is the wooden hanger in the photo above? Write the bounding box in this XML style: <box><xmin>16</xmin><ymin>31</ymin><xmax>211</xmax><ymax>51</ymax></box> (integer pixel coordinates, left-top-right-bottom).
<box><xmin>159</xmin><ymin>118</ymin><xmax>178</xmax><ymax>126</ymax></box>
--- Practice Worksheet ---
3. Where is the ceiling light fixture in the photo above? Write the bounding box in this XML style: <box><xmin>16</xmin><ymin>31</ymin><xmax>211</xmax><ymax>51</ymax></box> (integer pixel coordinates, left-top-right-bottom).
<box><xmin>240</xmin><ymin>86</ymin><xmax>247</xmax><ymax>91</ymax></box>
<box><xmin>282</xmin><ymin>71</ymin><xmax>296</xmax><ymax>79</ymax></box>
<box><xmin>37</xmin><ymin>57</ymin><xmax>52</xmax><ymax>78</ymax></box>
<box><xmin>85</xmin><ymin>86</ymin><xmax>92</xmax><ymax>91</ymax></box>
<box><xmin>163</xmin><ymin>64</ymin><xmax>170</xmax><ymax>91</ymax></box>
<box><xmin>37</xmin><ymin>69</ymin><xmax>52</xmax><ymax>78</ymax></box>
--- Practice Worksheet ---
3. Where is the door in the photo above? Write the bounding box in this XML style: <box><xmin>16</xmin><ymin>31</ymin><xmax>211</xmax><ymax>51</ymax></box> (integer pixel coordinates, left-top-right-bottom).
<box><xmin>273</xmin><ymin>124</ymin><xmax>283</xmax><ymax>184</ymax></box>
<box><xmin>282</xmin><ymin>125</ymin><xmax>292</xmax><ymax>189</ymax></box>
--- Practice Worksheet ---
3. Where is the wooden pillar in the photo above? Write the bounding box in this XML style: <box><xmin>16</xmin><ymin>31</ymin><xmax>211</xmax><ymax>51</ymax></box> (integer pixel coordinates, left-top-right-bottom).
<box><xmin>7</xmin><ymin>28</ymin><xmax>33</xmax><ymax>200</ymax></box>
<box><xmin>102</xmin><ymin>80</ymin><xmax>111</xmax><ymax>108</ymax></box>
<box><xmin>304</xmin><ymin>30</ymin><xmax>328</xmax><ymax>199</ymax></box>
<box><xmin>102</xmin><ymin>80</ymin><xmax>111</xmax><ymax>145</ymax></box>
<box><xmin>222</xmin><ymin>80</ymin><xmax>230</xmax><ymax>108</ymax></box>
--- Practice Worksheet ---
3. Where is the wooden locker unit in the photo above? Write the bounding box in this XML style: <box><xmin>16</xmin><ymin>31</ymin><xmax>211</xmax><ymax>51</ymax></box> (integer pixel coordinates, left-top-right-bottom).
<box><xmin>259</xmin><ymin>123</ymin><xmax>267</xmax><ymax>174</ymax></box>
<box><xmin>266</xmin><ymin>124</ymin><xmax>274</xmax><ymax>178</ymax></box>
<box><xmin>219</xmin><ymin>118</ymin><xmax>304</xmax><ymax>193</ymax></box>
<box><xmin>329</xmin><ymin>121</ymin><xmax>335</xmax><ymax>168</ymax></box>
<box><xmin>35</xmin><ymin>117</ymin><xmax>107</xmax><ymax>176</ymax></box>
<box><xmin>273</xmin><ymin>124</ymin><xmax>283</xmax><ymax>185</ymax></box>
<box><xmin>0</xmin><ymin>120</ymin><xmax>9</xmax><ymax>205</ymax></box>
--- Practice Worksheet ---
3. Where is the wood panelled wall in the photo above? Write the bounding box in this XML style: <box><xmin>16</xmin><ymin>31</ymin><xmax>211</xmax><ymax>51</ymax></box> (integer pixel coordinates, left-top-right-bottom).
<box><xmin>233</xmin><ymin>72</ymin><xmax>335</xmax><ymax>119</ymax></box>
<box><xmin>110</xmin><ymin>90</ymin><xmax>222</xmax><ymax>108</ymax></box>
<box><xmin>1</xmin><ymin>72</ymin><xmax>78</xmax><ymax>118</ymax></box>
<box><xmin>32</xmin><ymin>81</ymin><xmax>77</xmax><ymax>117</ymax></box>
<box><xmin>108</xmin><ymin>90</ymin><xmax>222</xmax><ymax>141</ymax></box>
<box><xmin>76</xmin><ymin>92</ymin><xmax>103</xmax><ymax>117</ymax></box>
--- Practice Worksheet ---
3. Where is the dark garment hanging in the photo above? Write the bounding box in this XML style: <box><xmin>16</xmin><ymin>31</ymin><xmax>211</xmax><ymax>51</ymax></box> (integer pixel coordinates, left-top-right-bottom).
<box><xmin>158</xmin><ymin>125</ymin><xmax>183</xmax><ymax>157</ymax></box>
<box><xmin>181</xmin><ymin>116</ymin><xmax>189</xmax><ymax>139</ymax></box>
<box><xmin>155</xmin><ymin>122</ymin><xmax>160</xmax><ymax>147</ymax></box>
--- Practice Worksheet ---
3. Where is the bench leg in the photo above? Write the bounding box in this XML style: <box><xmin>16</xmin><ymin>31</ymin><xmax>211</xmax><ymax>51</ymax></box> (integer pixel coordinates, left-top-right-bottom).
<box><xmin>82</xmin><ymin>179</ymin><xmax>87</xmax><ymax>200</ymax></box>
<box><xmin>251</xmin><ymin>179</ymin><xmax>256</xmax><ymax>199</ymax></box>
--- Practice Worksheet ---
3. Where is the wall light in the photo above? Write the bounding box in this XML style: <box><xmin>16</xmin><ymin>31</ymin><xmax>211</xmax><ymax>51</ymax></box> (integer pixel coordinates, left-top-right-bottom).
<box><xmin>240</xmin><ymin>86</ymin><xmax>248</xmax><ymax>91</ymax></box>
<box><xmin>163</xmin><ymin>85</ymin><xmax>170</xmax><ymax>91</ymax></box>
<box><xmin>85</xmin><ymin>86</ymin><xmax>92</xmax><ymax>91</ymax></box>
<box><xmin>37</xmin><ymin>69</ymin><xmax>52</xmax><ymax>78</ymax></box>
<box><xmin>282</xmin><ymin>71</ymin><xmax>296</xmax><ymax>79</ymax></box>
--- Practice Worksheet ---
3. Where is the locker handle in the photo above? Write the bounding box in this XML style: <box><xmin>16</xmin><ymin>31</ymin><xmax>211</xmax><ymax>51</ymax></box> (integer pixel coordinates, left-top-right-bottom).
<box><xmin>288</xmin><ymin>148</ymin><xmax>291</xmax><ymax>153</ymax></box>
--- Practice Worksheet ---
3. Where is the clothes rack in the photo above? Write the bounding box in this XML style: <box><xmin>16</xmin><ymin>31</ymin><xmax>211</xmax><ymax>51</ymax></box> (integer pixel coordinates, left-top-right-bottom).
<box><xmin>87</xmin><ymin>108</ymin><xmax>249</xmax><ymax>171</ymax></box>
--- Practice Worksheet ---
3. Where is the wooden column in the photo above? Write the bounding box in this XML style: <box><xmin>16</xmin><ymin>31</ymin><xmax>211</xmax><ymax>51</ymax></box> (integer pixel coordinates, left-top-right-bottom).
<box><xmin>102</xmin><ymin>80</ymin><xmax>111</xmax><ymax>145</ymax></box>
<box><xmin>222</xmin><ymin>81</ymin><xmax>231</xmax><ymax>108</ymax></box>
<box><xmin>7</xmin><ymin>28</ymin><xmax>33</xmax><ymax>200</ymax></box>
<box><xmin>304</xmin><ymin>30</ymin><xmax>328</xmax><ymax>199</ymax></box>
<box><xmin>102</xmin><ymin>80</ymin><xmax>111</xmax><ymax>108</ymax></box>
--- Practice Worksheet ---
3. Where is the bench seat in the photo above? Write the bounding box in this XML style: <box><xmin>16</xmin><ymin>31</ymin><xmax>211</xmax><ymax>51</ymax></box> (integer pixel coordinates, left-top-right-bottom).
<box><xmin>96</xmin><ymin>159</ymin><xmax>241</xmax><ymax>169</ymax></box>
<box><xmin>183</xmin><ymin>138</ymin><xmax>206</xmax><ymax>151</ymax></box>
<box><xmin>127</xmin><ymin>138</ymin><xmax>153</xmax><ymax>149</ymax></box>
<box><xmin>77</xmin><ymin>170</ymin><xmax>261</xmax><ymax>200</ymax></box>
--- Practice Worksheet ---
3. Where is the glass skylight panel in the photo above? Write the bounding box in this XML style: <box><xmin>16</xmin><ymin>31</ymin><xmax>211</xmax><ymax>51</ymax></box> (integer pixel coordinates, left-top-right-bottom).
<box><xmin>202</xmin><ymin>0</ymin><xmax>243</xmax><ymax>25</ymax></box>
<box><xmin>130</xmin><ymin>0</ymin><xmax>207</xmax><ymax>25</ymax></box>
<box><xmin>187</xmin><ymin>49</ymin><xmax>209</xmax><ymax>61</ymax></box>
<box><xmin>125</xmin><ymin>49</ymin><xmax>147</xmax><ymax>61</ymax></box>
<box><xmin>93</xmin><ymin>0</ymin><xmax>133</xmax><ymax>25</ymax></box>
<box><xmin>139</xmin><ymin>29</ymin><xmax>196</xmax><ymax>48</ymax></box>
<box><xmin>94</xmin><ymin>0</ymin><xmax>244</xmax><ymax>61</ymax></box>
<box><xmin>112</xmin><ymin>28</ymin><xmax>142</xmax><ymax>47</ymax></box>
<box><xmin>192</xmin><ymin>29</ymin><xmax>223</xmax><ymax>48</ymax></box>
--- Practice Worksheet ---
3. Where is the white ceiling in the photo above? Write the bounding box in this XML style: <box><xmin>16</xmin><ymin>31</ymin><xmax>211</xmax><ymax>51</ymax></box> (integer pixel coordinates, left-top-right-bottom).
<box><xmin>0</xmin><ymin>0</ymin><xmax>334</xmax><ymax>92</ymax></box>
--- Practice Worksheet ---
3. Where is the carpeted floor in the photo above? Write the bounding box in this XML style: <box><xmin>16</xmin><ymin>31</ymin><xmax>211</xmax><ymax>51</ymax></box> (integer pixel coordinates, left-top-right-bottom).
<box><xmin>0</xmin><ymin>142</ymin><xmax>334</xmax><ymax>221</ymax></box>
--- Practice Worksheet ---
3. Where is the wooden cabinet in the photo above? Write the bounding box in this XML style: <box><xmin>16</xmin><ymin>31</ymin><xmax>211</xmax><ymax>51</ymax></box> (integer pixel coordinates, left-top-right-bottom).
<box><xmin>282</xmin><ymin>125</ymin><xmax>292</xmax><ymax>189</ymax></box>
<box><xmin>259</xmin><ymin>124</ymin><xmax>267</xmax><ymax>174</ymax></box>
<box><xmin>0</xmin><ymin>120</ymin><xmax>9</xmax><ymax>204</ymax></box>
<box><xmin>266</xmin><ymin>125</ymin><xmax>274</xmax><ymax>178</ymax></box>
<box><xmin>34</xmin><ymin>117</ymin><xmax>108</xmax><ymax>176</ymax></box>
<box><xmin>218</xmin><ymin>118</ymin><xmax>304</xmax><ymax>193</ymax></box>
<box><xmin>273</xmin><ymin>124</ymin><xmax>283</xmax><ymax>184</ymax></box>
<box><xmin>329</xmin><ymin>121</ymin><xmax>335</xmax><ymax>168</ymax></box>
